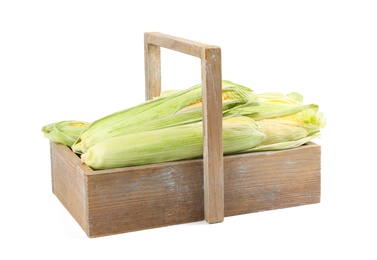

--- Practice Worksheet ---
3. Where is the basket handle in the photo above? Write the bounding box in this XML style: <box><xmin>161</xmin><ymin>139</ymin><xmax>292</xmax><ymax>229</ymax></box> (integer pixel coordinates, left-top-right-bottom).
<box><xmin>144</xmin><ymin>32</ymin><xmax>224</xmax><ymax>224</ymax></box>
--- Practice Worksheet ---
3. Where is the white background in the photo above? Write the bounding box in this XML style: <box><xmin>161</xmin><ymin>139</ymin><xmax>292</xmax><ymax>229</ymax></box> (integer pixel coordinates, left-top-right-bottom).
<box><xmin>1</xmin><ymin>0</ymin><xmax>376</xmax><ymax>259</ymax></box>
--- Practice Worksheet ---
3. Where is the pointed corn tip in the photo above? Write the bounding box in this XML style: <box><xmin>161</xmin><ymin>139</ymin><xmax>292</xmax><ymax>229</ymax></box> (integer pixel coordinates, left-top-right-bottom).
<box><xmin>72</xmin><ymin>140</ymin><xmax>85</xmax><ymax>154</ymax></box>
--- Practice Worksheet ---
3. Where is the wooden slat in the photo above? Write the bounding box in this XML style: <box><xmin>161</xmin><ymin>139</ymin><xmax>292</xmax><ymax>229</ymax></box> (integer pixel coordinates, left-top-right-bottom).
<box><xmin>145</xmin><ymin>32</ymin><xmax>208</xmax><ymax>58</ymax></box>
<box><xmin>144</xmin><ymin>40</ymin><xmax>161</xmax><ymax>100</ymax></box>
<box><xmin>201</xmin><ymin>46</ymin><xmax>224</xmax><ymax>223</ymax></box>
<box><xmin>144</xmin><ymin>32</ymin><xmax>224</xmax><ymax>223</ymax></box>
<box><xmin>50</xmin><ymin>142</ymin><xmax>88</xmax><ymax>233</ymax></box>
<box><xmin>223</xmin><ymin>143</ymin><xmax>321</xmax><ymax>215</ymax></box>
<box><xmin>86</xmin><ymin>159</ymin><xmax>205</xmax><ymax>237</ymax></box>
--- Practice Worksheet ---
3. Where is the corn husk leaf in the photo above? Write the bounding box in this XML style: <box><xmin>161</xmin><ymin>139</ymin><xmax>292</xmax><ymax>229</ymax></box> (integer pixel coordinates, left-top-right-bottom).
<box><xmin>245</xmin><ymin>104</ymin><xmax>325</xmax><ymax>152</ymax></box>
<box><xmin>72</xmin><ymin>80</ymin><xmax>256</xmax><ymax>153</ymax></box>
<box><xmin>81</xmin><ymin>116</ymin><xmax>265</xmax><ymax>170</ymax></box>
<box><xmin>42</xmin><ymin>120</ymin><xmax>90</xmax><ymax>147</ymax></box>
<box><xmin>225</xmin><ymin>91</ymin><xmax>318</xmax><ymax>120</ymax></box>
<box><xmin>246</xmin><ymin>135</ymin><xmax>318</xmax><ymax>152</ymax></box>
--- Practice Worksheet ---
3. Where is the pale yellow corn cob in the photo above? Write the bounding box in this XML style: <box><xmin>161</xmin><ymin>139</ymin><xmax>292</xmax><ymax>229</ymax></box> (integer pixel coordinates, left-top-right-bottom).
<box><xmin>42</xmin><ymin>120</ymin><xmax>90</xmax><ymax>147</ymax></box>
<box><xmin>72</xmin><ymin>80</ymin><xmax>255</xmax><ymax>154</ymax></box>
<box><xmin>81</xmin><ymin>116</ymin><xmax>265</xmax><ymax>170</ymax></box>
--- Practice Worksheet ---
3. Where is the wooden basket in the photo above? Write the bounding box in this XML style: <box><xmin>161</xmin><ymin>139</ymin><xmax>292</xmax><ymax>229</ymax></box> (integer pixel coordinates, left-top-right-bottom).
<box><xmin>50</xmin><ymin>32</ymin><xmax>321</xmax><ymax>238</ymax></box>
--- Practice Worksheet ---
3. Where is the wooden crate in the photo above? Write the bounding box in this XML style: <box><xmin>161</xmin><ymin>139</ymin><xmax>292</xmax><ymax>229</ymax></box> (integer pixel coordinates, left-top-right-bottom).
<box><xmin>51</xmin><ymin>141</ymin><xmax>320</xmax><ymax>238</ymax></box>
<box><xmin>50</xmin><ymin>32</ymin><xmax>321</xmax><ymax>237</ymax></box>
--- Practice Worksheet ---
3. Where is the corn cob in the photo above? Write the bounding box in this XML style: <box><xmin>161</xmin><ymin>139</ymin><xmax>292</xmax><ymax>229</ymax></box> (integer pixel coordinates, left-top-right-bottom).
<box><xmin>72</xmin><ymin>80</ymin><xmax>255</xmax><ymax>154</ymax></box>
<box><xmin>42</xmin><ymin>81</ymin><xmax>325</xmax><ymax>169</ymax></box>
<box><xmin>42</xmin><ymin>120</ymin><xmax>90</xmax><ymax>147</ymax></box>
<box><xmin>81</xmin><ymin>116</ymin><xmax>265</xmax><ymax>170</ymax></box>
<box><xmin>246</xmin><ymin>104</ymin><xmax>325</xmax><ymax>151</ymax></box>
<box><xmin>224</xmin><ymin>91</ymin><xmax>317</xmax><ymax>120</ymax></box>
<box><xmin>223</xmin><ymin>90</ymin><xmax>325</xmax><ymax>151</ymax></box>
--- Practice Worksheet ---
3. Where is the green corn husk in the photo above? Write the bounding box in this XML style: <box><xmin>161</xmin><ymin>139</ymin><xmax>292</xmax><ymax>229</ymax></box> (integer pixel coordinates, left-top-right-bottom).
<box><xmin>247</xmin><ymin>136</ymin><xmax>316</xmax><ymax>152</ymax></box>
<box><xmin>81</xmin><ymin>116</ymin><xmax>266</xmax><ymax>170</ymax></box>
<box><xmin>42</xmin><ymin>120</ymin><xmax>90</xmax><ymax>147</ymax></box>
<box><xmin>222</xmin><ymin>90</ymin><xmax>325</xmax><ymax>151</ymax></box>
<box><xmin>246</xmin><ymin>104</ymin><xmax>326</xmax><ymax>152</ymax></box>
<box><xmin>72</xmin><ymin>80</ymin><xmax>256</xmax><ymax>154</ymax></box>
<box><xmin>42</xmin><ymin>80</ymin><xmax>325</xmax><ymax>170</ymax></box>
<box><xmin>224</xmin><ymin>91</ymin><xmax>318</xmax><ymax>120</ymax></box>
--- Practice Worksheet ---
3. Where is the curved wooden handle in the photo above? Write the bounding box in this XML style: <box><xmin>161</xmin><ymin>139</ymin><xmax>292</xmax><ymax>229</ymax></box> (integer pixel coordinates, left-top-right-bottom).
<box><xmin>144</xmin><ymin>32</ymin><xmax>224</xmax><ymax>224</ymax></box>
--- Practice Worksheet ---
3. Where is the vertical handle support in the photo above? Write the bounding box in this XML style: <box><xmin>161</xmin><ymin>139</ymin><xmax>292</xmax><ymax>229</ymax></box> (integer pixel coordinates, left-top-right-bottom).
<box><xmin>144</xmin><ymin>32</ymin><xmax>224</xmax><ymax>223</ymax></box>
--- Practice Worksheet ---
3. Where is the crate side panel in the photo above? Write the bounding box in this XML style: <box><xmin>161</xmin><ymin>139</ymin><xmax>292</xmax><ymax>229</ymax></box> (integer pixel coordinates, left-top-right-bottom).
<box><xmin>224</xmin><ymin>143</ymin><xmax>321</xmax><ymax>216</ymax></box>
<box><xmin>51</xmin><ymin>142</ymin><xmax>88</xmax><ymax>232</ymax></box>
<box><xmin>86</xmin><ymin>162</ymin><xmax>204</xmax><ymax>237</ymax></box>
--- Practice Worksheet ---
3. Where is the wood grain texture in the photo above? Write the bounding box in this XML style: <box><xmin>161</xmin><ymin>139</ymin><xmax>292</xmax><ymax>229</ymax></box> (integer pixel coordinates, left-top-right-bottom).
<box><xmin>144</xmin><ymin>32</ymin><xmax>224</xmax><ymax>224</ymax></box>
<box><xmin>201</xmin><ymin>47</ymin><xmax>224</xmax><ymax>223</ymax></box>
<box><xmin>145</xmin><ymin>32</ymin><xmax>209</xmax><ymax>58</ymax></box>
<box><xmin>223</xmin><ymin>143</ymin><xmax>321</xmax><ymax>215</ymax></box>
<box><xmin>86</xmin><ymin>161</ymin><xmax>204</xmax><ymax>237</ymax></box>
<box><xmin>50</xmin><ymin>141</ymin><xmax>88</xmax><ymax>233</ymax></box>
<box><xmin>144</xmin><ymin>40</ymin><xmax>161</xmax><ymax>100</ymax></box>
<box><xmin>50</xmin><ymin>142</ymin><xmax>321</xmax><ymax>238</ymax></box>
